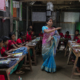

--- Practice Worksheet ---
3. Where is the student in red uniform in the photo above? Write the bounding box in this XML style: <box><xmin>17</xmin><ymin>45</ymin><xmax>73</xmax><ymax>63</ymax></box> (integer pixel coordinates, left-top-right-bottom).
<box><xmin>39</xmin><ymin>31</ymin><xmax>43</xmax><ymax>37</ymax></box>
<box><xmin>9</xmin><ymin>32</ymin><xmax>22</xmax><ymax>50</ymax></box>
<box><xmin>26</xmin><ymin>25</ymin><xmax>33</xmax><ymax>36</ymax></box>
<box><xmin>58</xmin><ymin>29</ymin><xmax>64</xmax><ymax>38</ymax></box>
<box><xmin>57</xmin><ymin>30</ymin><xmax>64</xmax><ymax>50</ymax></box>
<box><xmin>64</xmin><ymin>31</ymin><xmax>71</xmax><ymax>48</ymax></box>
<box><xmin>16</xmin><ymin>32</ymin><xmax>26</xmax><ymax>45</ymax></box>
<box><xmin>74</xmin><ymin>30</ymin><xmax>79</xmax><ymax>41</ymax></box>
<box><xmin>0</xmin><ymin>38</ymin><xmax>13</xmax><ymax>59</ymax></box>
<box><xmin>74</xmin><ymin>34</ymin><xmax>80</xmax><ymax>72</ymax></box>
<box><xmin>77</xmin><ymin>34</ymin><xmax>80</xmax><ymax>43</ymax></box>
<box><xmin>2</xmin><ymin>36</ymin><xmax>26</xmax><ymax>74</ymax></box>
<box><xmin>26</xmin><ymin>28</ymin><xmax>32</xmax><ymax>41</ymax></box>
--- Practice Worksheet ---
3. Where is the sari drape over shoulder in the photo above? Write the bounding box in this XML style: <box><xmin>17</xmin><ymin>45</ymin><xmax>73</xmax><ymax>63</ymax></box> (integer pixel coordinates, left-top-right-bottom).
<box><xmin>41</xmin><ymin>26</ymin><xmax>60</xmax><ymax>72</ymax></box>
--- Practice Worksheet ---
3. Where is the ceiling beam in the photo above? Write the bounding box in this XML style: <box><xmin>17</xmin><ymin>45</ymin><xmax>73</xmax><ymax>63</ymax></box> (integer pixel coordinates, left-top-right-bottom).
<box><xmin>20</xmin><ymin>0</ymin><xmax>79</xmax><ymax>2</ymax></box>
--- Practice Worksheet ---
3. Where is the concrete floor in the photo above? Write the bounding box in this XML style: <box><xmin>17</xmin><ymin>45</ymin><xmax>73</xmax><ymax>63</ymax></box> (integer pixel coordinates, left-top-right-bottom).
<box><xmin>10</xmin><ymin>51</ymin><xmax>80</xmax><ymax>80</ymax></box>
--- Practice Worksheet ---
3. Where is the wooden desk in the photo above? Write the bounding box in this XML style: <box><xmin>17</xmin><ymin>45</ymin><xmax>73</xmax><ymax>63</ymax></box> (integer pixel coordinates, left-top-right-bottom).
<box><xmin>71</xmin><ymin>49</ymin><xmax>80</xmax><ymax>78</ymax></box>
<box><xmin>65</xmin><ymin>41</ymin><xmax>80</xmax><ymax>65</ymax></box>
<box><xmin>26</xmin><ymin>40</ymin><xmax>41</xmax><ymax>65</ymax></box>
<box><xmin>0</xmin><ymin>50</ymin><xmax>32</xmax><ymax>80</ymax></box>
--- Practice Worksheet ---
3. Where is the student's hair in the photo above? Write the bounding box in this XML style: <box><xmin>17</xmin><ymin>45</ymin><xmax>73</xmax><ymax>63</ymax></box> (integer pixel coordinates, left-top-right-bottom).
<box><xmin>78</xmin><ymin>34</ymin><xmax>80</xmax><ymax>36</ymax></box>
<box><xmin>0</xmin><ymin>38</ymin><xmax>3</xmax><ymax>43</ymax></box>
<box><xmin>76</xmin><ymin>30</ymin><xmax>79</xmax><ymax>32</ymax></box>
<box><xmin>2</xmin><ymin>36</ymin><xmax>9</xmax><ymax>43</ymax></box>
<box><xmin>9</xmin><ymin>32</ymin><xmax>15</xmax><ymax>39</ymax></box>
<box><xmin>66</xmin><ymin>31</ymin><xmax>69</xmax><ymax>34</ymax></box>
<box><xmin>46</xmin><ymin>17</ymin><xmax>53</xmax><ymax>22</ymax></box>
<box><xmin>20</xmin><ymin>32</ymin><xmax>25</xmax><ymax>36</ymax></box>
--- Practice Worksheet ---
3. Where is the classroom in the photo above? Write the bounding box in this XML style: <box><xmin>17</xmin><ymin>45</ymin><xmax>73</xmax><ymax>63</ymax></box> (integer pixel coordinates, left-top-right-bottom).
<box><xmin>0</xmin><ymin>0</ymin><xmax>80</xmax><ymax>80</ymax></box>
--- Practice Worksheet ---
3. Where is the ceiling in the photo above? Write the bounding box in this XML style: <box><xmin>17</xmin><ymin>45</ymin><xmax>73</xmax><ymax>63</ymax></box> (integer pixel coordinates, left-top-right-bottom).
<box><xmin>17</xmin><ymin>0</ymin><xmax>80</xmax><ymax>11</ymax></box>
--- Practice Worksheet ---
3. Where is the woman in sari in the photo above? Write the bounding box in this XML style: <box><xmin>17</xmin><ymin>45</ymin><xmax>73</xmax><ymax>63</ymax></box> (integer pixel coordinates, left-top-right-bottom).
<box><xmin>41</xmin><ymin>17</ymin><xmax>61</xmax><ymax>73</ymax></box>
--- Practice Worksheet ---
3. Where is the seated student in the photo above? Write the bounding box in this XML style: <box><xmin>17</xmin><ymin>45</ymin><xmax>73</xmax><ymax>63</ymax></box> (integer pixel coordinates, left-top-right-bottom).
<box><xmin>74</xmin><ymin>30</ymin><xmax>79</xmax><ymax>41</ymax></box>
<box><xmin>64</xmin><ymin>31</ymin><xmax>71</xmax><ymax>48</ymax></box>
<box><xmin>58</xmin><ymin>29</ymin><xmax>64</xmax><ymax>38</ymax></box>
<box><xmin>0</xmin><ymin>38</ymin><xmax>13</xmax><ymax>59</ymax></box>
<box><xmin>16</xmin><ymin>32</ymin><xmax>26</xmax><ymax>45</ymax></box>
<box><xmin>77</xmin><ymin>34</ymin><xmax>80</xmax><ymax>43</ymax></box>
<box><xmin>8</xmin><ymin>32</ymin><xmax>23</xmax><ymax>50</ymax></box>
<box><xmin>57</xmin><ymin>30</ymin><xmax>64</xmax><ymax>50</ymax></box>
<box><xmin>26</xmin><ymin>28</ymin><xmax>32</xmax><ymax>41</ymax></box>
<box><xmin>74</xmin><ymin>34</ymin><xmax>80</xmax><ymax>72</ymax></box>
<box><xmin>39</xmin><ymin>31</ymin><xmax>43</xmax><ymax>37</ymax></box>
<box><xmin>26</xmin><ymin>25</ymin><xmax>34</xmax><ymax>36</ymax></box>
<box><xmin>2</xmin><ymin>36</ymin><xmax>26</xmax><ymax>74</ymax></box>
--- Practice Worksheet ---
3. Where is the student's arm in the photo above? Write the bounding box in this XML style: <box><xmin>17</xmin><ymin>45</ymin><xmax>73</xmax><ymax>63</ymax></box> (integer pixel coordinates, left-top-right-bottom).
<box><xmin>7</xmin><ymin>48</ymin><xmax>18</xmax><ymax>53</ymax></box>
<box><xmin>15</xmin><ymin>43</ymin><xmax>22</xmax><ymax>48</ymax></box>
<box><xmin>12</xmin><ymin>44</ymin><xmax>18</xmax><ymax>49</ymax></box>
<box><xmin>0</xmin><ymin>56</ymin><xmax>7</xmax><ymax>59</ymax></box>
<box><xmin>44</xmin><ymin>27</ymin><xmax>61</xmax><ymax>33</ymax></box>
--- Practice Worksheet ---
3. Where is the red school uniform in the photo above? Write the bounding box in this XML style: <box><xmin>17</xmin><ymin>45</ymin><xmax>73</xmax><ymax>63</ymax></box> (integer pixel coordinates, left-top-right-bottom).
<box><xmin>64</xmin><ymin>35</ymin><xmax>71</xmax><ymax>39</ymax></box>
<box><xmin>26</xmin><ymin>33</ymin><xmax>32</xmax><ymax>41</ymax></box>
<box><xmin>39</xmin><ymin>33</ymin><xmax>43</xmax><ymax>37</ymax></box>
<box><xmin>0</xmin><ymin>47</ymin><xmax>7</xmax><ymax>57</ymax></box>
<box><xmin>26</xmin><ymin>31</ymin><xmax>33</xmax><ymax>36</ymax></box>
<box><xmin>8</xmin><ymin>40</ymin><xmax>16</xmax><ymax>50</ymax></box>
<box><xmin>74</xmin><ymin>36</ymin><xmax>78</xmax><ymax>41</ymax></box>
<box><xmin>59</xmin><ymin>33</ymin><xmax>64</xmax><ymax>38</ymax></box>
<box><xmin>77</xmin><ymin>39</ymin><xmax>80</xmax><ymax>43</ymax></box>
<box><xmin>16</xmin><ymin>38</ymin><xmax>25</xmax><ymax>44</ymax></box>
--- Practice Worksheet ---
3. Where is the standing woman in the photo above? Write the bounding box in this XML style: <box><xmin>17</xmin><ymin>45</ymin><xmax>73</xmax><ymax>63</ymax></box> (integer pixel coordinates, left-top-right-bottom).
<box><xmin>41</xmin><ymin>17</ymin><xmax>61</xmax><ymax>73</ymax></box>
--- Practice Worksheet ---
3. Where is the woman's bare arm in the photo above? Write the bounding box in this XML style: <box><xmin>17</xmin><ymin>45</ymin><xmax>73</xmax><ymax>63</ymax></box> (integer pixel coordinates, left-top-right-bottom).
<box><xmin>44</xmin><ymin>27</ymin><xmax>61</xmax><ymax>33</ymax></box>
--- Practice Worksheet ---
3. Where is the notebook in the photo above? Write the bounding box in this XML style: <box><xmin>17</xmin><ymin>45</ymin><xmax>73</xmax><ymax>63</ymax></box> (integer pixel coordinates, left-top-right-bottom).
<box><xmin>12</xmin><ymin>53</ymin><xmax>23</xmax><ymax>57</ymax></box>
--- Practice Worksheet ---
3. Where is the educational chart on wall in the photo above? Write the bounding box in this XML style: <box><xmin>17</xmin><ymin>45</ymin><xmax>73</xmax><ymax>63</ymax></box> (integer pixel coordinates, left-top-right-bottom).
<box><xmin>32</xmin><ymin>12</ymin><xmax>46</xmax><ymax>22</ymax></box>
<box><xmin>64</xmin><ymin>12</ymin><xmax>80</xmax><ymax>22</ymax></box>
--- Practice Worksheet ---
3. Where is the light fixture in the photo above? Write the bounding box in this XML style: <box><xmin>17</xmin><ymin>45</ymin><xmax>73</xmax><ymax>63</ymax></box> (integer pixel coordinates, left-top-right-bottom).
<box><xmin>30</xmin><ymin>1</ymin><xmax>36</xmax><ymax>5</ymax></box>
<box><xmin>47</xmin><ymin>2</ymin><xmax>54</xmax><ymax>11</ymax></box>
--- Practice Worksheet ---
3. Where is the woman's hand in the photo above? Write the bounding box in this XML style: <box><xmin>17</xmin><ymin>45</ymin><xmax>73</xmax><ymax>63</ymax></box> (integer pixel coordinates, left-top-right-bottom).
<box><xmin>56</xmin><ymin>27</ymin><xmax>61</xmax><ymax>30</ymax></box>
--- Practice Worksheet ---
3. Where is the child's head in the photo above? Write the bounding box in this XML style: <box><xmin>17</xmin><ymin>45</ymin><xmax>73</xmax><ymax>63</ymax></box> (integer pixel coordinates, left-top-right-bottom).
<box><xmin>20</xmin><ymin>32</ymin><xmax>26</xmax><ymax>39</ymax></box>
<box><xmin>46</xmin><ymin>17</ymin><xmax>53</xmax><ymax>27</ymax></box>
<box><xmin>58</xmin><ymin>29</ymin><xmax>61</xmax><ymax>33</ymax></box>
<box><xmin>78</xmin><ymin>34</ymin><xmax>80</xmax><ymax>39</ymax></box>
<box><xmin>9</xmin><ymin>32</ymin><xmax>16</xmax><ymax>40</ymax></box>
<box><xmin>29</xmin><ymin>25</ymin><xmax>33</xmax><ymax>29</ymax></box>
<box><xmin>66</xmin><ymin>31</ymin><xmax>69</xmax><ymax>36</ymax></box>
<box><xmin>3</xmin><ymin>36</ymin><xmax>9</xmax><ymax>45</ymax></box>
<box><xmin>0</xmin><ymin>38</ymin><xmax>3</xmax><ymax>47</ymax></box>
<box><xmin>75</xmin><ymin>30</ymin><xmax>79</xmax><ymax>35</ymax></box>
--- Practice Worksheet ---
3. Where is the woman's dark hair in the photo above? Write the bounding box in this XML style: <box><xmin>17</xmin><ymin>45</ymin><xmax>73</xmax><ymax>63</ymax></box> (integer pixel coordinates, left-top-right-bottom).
<box><xmin>20</xmin><ymin>32</ymin><xmax>25</xmax><ymax>37</ymax></box>
<box><xmin>2</xmin><ymin>36</ymin><xmax>9</xmax><ymax>43</ymax></box>
<box><xmin>46</xmin><ymin>17</ymin><xmax>53</xmax><ymax>22</ymax></box>
<box><xmin>0</xmin><ymin>38</ymin><xmax>3</xmax><ymax>43</ymax></box>
<box><xmin>9</xmin><ymin>32</ymin><xmax>15</xmax><ymax>39</ymax></box>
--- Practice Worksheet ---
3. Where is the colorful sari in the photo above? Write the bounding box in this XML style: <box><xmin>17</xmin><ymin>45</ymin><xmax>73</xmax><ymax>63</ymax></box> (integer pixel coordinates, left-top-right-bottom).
<box><xmin>41</xmin><ymin>26</ymin><xmax>60</xmax><ymax>72</ymax></box>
